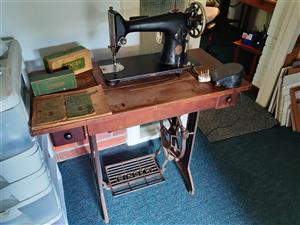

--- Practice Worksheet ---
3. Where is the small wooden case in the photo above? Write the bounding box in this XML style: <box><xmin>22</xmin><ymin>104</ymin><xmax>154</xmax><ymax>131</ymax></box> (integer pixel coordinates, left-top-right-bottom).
<box><xmin>43</xmin><ymin>46</ymin><xmax>92</xmax><ymax>75</ymax></box>
<box><xmin>29</xmin><ymin>69</ymin><xmax>77</xmax><ymax>96</ymax></box>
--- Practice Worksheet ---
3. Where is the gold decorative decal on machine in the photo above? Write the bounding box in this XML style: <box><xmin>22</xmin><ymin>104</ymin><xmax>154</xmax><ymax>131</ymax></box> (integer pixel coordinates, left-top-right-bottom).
<box><xmin>175</xmin><ymin>45</ymin><xmax>183</xmax><ymax>55</ymax></box>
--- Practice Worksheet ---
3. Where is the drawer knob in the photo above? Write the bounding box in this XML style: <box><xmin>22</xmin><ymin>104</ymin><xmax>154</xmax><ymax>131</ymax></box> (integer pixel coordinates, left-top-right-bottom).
<box><xmin>226</xmin><ymin>96</ymin><xmax>232</xmax><ymax>103</ymax></box>
<box><xmin>64</xmin><ymin>133</ymin><xmax>73</xmax><ymax>140</ymax></box>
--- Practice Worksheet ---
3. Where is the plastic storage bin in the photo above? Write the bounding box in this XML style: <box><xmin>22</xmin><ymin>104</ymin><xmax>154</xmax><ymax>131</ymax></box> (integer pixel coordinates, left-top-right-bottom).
<box><xmin>0</xmin><ymin>38</ymin><xmax>68</xmax><ymax>225</ymax></box>
<box><xmin>52</xmin><ymin>212</ymin><xmax>66</xmax><ymax>225</ymax></box>
<box><xmin>0</xmin><ymin>165</ymin><xmax>50</xmax><ymax>211</ymax></box>
<box><xmin>0</xmin><ymin>184</ymin><xmax>61</xmax><ymax>224</ymax></box>
<box><xmin>0</xmin><ymin>38</ymin><xmax>34</xmax><ymax>160</ymax></box>
<box><xmin>0</xmin><ymin>142</ymin><xmax>44</xmax><ymax>188</ymax></box>
<box><xmin>38</xmin><ymin>135</ymin><xmax>69</xmax><ymax>225</ymax></box>
<box><xmin>0</xmin><ymin>101</ymin><xmax>34</xmax><ymax>160</ymax></box>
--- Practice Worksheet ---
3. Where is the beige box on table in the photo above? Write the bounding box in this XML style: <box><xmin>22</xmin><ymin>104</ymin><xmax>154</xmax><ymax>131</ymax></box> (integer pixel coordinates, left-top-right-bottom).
<box><xmin>43</xmin><ymin>46</ymin><xmax>92</xmax><ymax>75</ymax></box>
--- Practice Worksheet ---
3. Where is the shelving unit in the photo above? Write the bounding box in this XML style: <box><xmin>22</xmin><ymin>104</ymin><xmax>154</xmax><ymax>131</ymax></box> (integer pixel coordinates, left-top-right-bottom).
<box><xmin>0</xmin><ymin>38</ymin><xmax>68</xmax><ymax>225</ymax></box>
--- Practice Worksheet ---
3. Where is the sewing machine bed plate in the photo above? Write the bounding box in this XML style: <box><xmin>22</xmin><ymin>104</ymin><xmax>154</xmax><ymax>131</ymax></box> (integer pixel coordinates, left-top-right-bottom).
<box><xmin>99</xmin><ymin>53</ymin><xmax>200</xmax><ymax>86</ymax></box>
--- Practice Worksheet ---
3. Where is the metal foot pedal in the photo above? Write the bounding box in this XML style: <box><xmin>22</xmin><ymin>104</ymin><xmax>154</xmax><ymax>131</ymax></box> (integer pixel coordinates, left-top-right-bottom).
<box><xmin>105</xmin><ymin>154</ymin><xmax>165</xmax><ymax>196</ymax></box>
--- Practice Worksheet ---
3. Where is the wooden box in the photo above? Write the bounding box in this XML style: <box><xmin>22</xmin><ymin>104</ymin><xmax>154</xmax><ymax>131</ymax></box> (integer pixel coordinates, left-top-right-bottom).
<box><xmin>29</xmin><ymin>69</ymin><xmax>77</xmax><ymax>96</ymax></box>
<box><xmin>43</xmin><ymin>46</ymin><xmax>92</xmax><ymax>75</ymax></box>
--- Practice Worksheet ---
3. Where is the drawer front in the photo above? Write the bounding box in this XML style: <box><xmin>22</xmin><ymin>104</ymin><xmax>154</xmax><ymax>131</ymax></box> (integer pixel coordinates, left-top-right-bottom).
<box><xmin>50</xmin><ymin>127</ymin><xmax>86</xmax><ymax>146</ymax></box>
<box><xmin>216</xmin><ymin>93</ymin><xmax>238</xmax><ymax>109</ymax></box>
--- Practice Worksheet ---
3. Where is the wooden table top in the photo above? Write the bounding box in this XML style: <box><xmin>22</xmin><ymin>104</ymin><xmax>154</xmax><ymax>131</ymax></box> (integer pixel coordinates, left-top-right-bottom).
<box><xmin>31</xmin><ymin>48</ymin><xmax>252</xmax><ymax>136</ymax></box>
<box><xmin>233</xmin><ymin>39</ymin><xmax>262</xmax><ymax>55</ymax></box>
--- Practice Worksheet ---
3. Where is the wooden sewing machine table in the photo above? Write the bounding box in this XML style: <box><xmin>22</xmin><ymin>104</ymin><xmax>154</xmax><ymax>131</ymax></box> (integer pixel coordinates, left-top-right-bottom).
<box><xmin>30</xmin><ymin>48</ymin><xmax>251</xmax><ymax>223</ymax></box>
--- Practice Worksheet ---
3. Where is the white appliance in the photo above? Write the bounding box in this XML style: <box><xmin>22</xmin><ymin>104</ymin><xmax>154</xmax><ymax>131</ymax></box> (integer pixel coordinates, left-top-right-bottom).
<box><xmin>0</xmin><ymin>38</ymin><xmax>68</xmax><ymax>225</ymax></box>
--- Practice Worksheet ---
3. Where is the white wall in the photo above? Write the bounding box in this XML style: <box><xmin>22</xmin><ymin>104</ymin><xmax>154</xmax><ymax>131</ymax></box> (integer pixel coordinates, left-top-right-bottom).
<box><xmin>1</xmin><ymin>0</ymin><xmax>140</xmax><ymax>61</ymax></box>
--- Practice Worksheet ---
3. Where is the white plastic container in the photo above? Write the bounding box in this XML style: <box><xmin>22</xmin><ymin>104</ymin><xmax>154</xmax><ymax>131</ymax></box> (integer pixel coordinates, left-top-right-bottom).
<box><xmin>0</xmin><ymin>142</ymin><xmax>44</xmax><ymax>189</ymax></box>
<box><xmin>0</xmin><ymin>38</ymin><xmax>34</xmax><ymax>161</ymax></box>
<box><xmin>51</xmin><ymin>212</ymin><xmax>67</xmax><ymax>225</ymax></box>
<box><xmin>0</xmin><ymin>165</ymin><xmax>50</xmax><ymax>213</ymax></box>
<box><xmin>37</xmin><ymin>135</ymin><xmax>69</xmax><ymax>225</ymax></box>
<box><xmin>0</xmin><ymin>39</ymin><xmax>66</xmax><ymax>225</ymax></box>
<box><xmin>0</xmin><ymin>100</ymin><xmax>34</xmax><ymax>160</ymax></box>
<box><xmin>0</xmin><ymin>184</ymin><xmax>61</xmax><ymax>224</ymax></box>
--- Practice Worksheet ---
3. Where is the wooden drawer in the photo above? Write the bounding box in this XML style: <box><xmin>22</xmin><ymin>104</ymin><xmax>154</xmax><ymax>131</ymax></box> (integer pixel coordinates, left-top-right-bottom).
<box><xmin>215</xmin><ymin>93</ymin><xmax>239</xmax><ymax>109</ymax></box>
<box><xmin>50</xmin><ymin>127</ymin><xmax>86</xmax><ymax>146</ymax></box>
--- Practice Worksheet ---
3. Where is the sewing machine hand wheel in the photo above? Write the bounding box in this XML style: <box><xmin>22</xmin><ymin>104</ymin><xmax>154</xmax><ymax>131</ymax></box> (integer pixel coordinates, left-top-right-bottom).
<box><xmin>186</xmin><ymin>2</ymin><xmax>206</xmax><ymax>38</ymax></box>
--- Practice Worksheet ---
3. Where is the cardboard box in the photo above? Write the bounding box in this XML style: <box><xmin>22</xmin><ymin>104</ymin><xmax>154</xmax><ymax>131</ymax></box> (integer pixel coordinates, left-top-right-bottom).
<box><xmin>43</xmin><ymin>46</ymin><xmax>92</xmax><ymax>75</ymax></box>
<box><xmin>30</xmin><ymin>69</ymin><xmax>77</xmax><ymax>96</ymax></box>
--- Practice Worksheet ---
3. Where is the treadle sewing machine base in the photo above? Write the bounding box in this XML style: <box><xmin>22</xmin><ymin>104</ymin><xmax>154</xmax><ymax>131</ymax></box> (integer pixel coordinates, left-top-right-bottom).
<box><xmin>88</xmin><ymin>112</ymin><xmax>199</xmax><ymax>224</ymax></box>
<box><xmin>102</xmin><ymin>113</ymin><xmax>198</xmax><ymax>197</ymax></box>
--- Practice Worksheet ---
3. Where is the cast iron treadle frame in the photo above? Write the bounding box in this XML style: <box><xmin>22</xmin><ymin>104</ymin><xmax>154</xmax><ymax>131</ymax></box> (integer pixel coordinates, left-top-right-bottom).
<box><xmin>105</xmin><ymin>153</ymin><xmax>165</xmax><ymax>196</ymax></box>
<box><xmin>87</xmin><ymin>111</ymin><xmax>199</xmax><ymax>223</ymax></box>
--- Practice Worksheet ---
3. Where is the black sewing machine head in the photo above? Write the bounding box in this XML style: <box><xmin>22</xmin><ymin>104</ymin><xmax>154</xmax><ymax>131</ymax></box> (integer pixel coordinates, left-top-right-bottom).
<box><xmin>108</xmin><ymin>2</ymin><xmax>206</xmax><ymax>67</ymax></box>
<box><xmin>99</xmin><ymin>2</ymin><xmax>207</xmax><ymax>86</ymax></box>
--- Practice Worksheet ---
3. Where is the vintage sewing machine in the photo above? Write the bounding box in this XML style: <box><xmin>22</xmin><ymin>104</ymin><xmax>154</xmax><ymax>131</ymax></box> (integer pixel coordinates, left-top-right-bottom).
<box><xmin>100</xmin><ymin>2</ymin><xmax>207</xmax><ymax>86</ymax></box>
<box><xmin>97</xmin><ymin>3</ymin><xmax>245</xmax><ymax>197</ymax></box>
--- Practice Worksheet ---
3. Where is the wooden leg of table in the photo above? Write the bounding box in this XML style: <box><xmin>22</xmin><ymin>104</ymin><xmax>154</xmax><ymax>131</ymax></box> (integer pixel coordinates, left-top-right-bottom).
<box><xmin>233</xmin><ymin>46</ymin><xmax>240</xmax><ymax>63</ymax></box>
<box><xmin>88</xmin><ymin>135</ymin><xmax>110</xmax><ymax>224</ymax></box>
<box><xmin>175</xmin><ymin>111</ymin><xmax>199</xmax><ymax>195</ymax></box>
<box><xmin>249</xmin><ymin>54</ymin><xmax>260</xmax><ymax>82</ymax></box>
